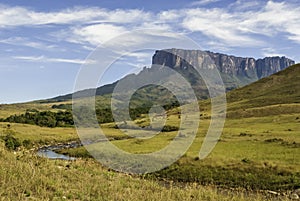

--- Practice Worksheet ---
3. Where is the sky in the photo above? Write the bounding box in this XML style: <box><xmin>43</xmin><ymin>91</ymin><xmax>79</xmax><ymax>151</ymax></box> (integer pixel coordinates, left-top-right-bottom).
<box><xmin>0</xmin><ymin>0</ymin><xmax>299</xmax><ymax>103</ymax></box>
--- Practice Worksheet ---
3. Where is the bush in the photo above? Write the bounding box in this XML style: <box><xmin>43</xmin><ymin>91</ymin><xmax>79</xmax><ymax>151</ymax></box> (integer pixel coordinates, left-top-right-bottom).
<box><xmin>161</xmin><ymin>125</ymin><xmax>179</xmax><ymax>132</ymax></box>
<box><xmin>4</xmin><ymin>134</ymin><xmax>21</xmax><ymax>150</ymax></box>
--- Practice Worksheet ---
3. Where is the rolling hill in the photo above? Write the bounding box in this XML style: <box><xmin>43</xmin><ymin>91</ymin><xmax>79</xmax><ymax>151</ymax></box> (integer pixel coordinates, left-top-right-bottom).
<box><xmin>225</xmin><ymin>63</ymin><xmax>300</xmax><ymax>118</ymax></box>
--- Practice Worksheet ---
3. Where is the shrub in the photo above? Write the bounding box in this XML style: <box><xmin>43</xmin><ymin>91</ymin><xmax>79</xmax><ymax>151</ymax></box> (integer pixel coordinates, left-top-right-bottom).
<box><xmin>4</xmin><ymin>134</ymin><xmax>21</xmax><ymax>150</ymax></box>
<box><xmin>264</xmin><ymin>138</ymin><xmax>284</xmax><ymax>143</ymax></box>
<box><xmin>161</xmin><ymin>125</ymin><xmax>179</xmax><ymax>132</ymax></box>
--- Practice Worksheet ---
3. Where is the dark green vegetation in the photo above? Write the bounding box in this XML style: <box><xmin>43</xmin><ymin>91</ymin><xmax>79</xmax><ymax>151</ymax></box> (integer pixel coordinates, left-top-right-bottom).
<box><xmin>150</xmin><ymin>156</ymin><xmax>300</xmax><ymax>191</ymax></box>
<box><xmin>1</xmin><ymin>132</ymin><xmax>32</xmax><ymax>151</ymax></box>
<box><xmin>1</xmin><ymin>85</ymin><xmax>181</xmax><ymax>126</ymax></box>
<box><xmin>3</xmin><ymin>133</ymin><xmax>22</xmax><ymax>150</ymax></box>
<box><xmin>1</xmin><ymin>110</ymin><xmax>74</xmax><ymax>127</ymax></box>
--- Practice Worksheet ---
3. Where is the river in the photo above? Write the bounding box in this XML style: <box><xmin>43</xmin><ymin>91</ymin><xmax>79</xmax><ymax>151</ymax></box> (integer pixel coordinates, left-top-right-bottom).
<box><xmin>37</xmin><ymin>141</ymin><xmax>81</xmax><ymax>160</ymax></box>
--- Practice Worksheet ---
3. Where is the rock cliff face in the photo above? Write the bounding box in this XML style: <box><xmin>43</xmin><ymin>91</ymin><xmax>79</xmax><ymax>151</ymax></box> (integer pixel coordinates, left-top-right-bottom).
<box><xmin>255</xmin><ymin>57</ymin><xmax>295</xmax><ymax>79</ymax></box>
<box><xmin>152</xmin><ymin>49</ymin><xmax>295</xmax><ymax>88</ymax></box>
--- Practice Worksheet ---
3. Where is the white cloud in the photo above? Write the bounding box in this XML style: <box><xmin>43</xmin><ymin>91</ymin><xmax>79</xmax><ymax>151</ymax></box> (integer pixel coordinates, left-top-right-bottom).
<box><xmin>124</xmin><ymin>52</ymin><xmax>152</xmax><ymax>60</ymax></box>
<box><xmin>137</xmin><ymin>22</ymin><xmax>172</xmax><ymax>31</ymax></box>
<box><xmin>69</xmin><ymin>24</ymin><xmax>128</xmax><ymax>46</ymax></box>
<box><xmin>95</xmin><ymin>9</ymin><xmax>152</xmax><ymax>24</ymax></box>
<box><xmin>228</xmin><ymin>0</ymin><xmax>262</xmax><ymax>11</ymax></box>
<box><xmin>244</xmin><ymin>1</ymin><xmax>300</xmax><ymax>45</ymax></box>
<box><xmin>206</xmin><ymin>41</ymin><xmax>233</xmax><ymax>52</ymax></box>
<box><xmin>181</xmin><ymin>1</ymin><xmax>300</xmax><ymax>46</ymax></box>
<box><xmin>261</xmin><ymin>47</ymin><xmax>286</xmax><ymax>58</ymax></box>
<box><xmin>58</xmin><ymin>21</ymin><xmax>175</xmax><ymax>48</ymax></box>
<box><xmin>118</xmin><ymin>51</ymin><xmax>153</xmax><ymax>65</ymax></box>
<box><xmin>14</xmin><ymin>55</ymin><xmax>44</xmax><ymax>62</ymax></box>
<box><xmin>13</xmin><ymin>55</ymin><xmax>94</xmax><ymax>64</ymax></box>
<box><xmin>288</xmin><ymin>34</ymin><xmax>300</xmax><ymax>44</ymax></box>
<box><xmin>190</xmin><ymin>0</ymin><xmax>221</xmax><ymax>6</ymax></box>
<box><xmin>119</xmin><ymin>61</ymin><xmax>148</xmax><ymax>70</ymax></box>
<box><xmin>182</xmin><ymin>8</ymin><xmax>263</xmax><ymax>46</ymax></box>
<box><xmin>0</xmin><ymin>5</ymin><xmax>152</xmax><ymax>27</ymax></box>
<box><xmin>257</xmin><ymin>1</ymin><xmax>300</xmax><ymax>43</ymax></box>
<box><xmin>1</xmin><ymin>1</ymin><xmax>300</xmax><ymax>53</ymax></box>
<box><xmin>0</xmin><ymin>37</ymin><xmax>57</xmax><ymax>50</ymax></box>
<box><xmin>0</xmin><ymin>5</ymin><xmax>88</xmax><ymax>27</ymax></box>
<box><xmin>158</xmin><ymin>10</ymin><xmax>183</xmax><ymax>22</ymax></box>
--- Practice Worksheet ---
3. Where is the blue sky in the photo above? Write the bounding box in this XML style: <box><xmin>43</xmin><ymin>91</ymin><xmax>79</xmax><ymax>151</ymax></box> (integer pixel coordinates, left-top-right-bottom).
<box><xmin>0</xmin><ymin>0</ymin><xmax>299</xmax><ymax>103</ymax></box>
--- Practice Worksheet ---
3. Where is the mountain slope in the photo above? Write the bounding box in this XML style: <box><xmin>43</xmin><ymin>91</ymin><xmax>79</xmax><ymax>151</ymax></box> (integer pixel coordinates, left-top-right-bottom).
<box><xmin>225</xmin><ymin>63</ymin><xmax>300</xmax><ymax>118</ymax></box>
<box><xmin>227</xmin><ymin>63</ymin><xmax>300</xmax><ymax>105</ymax></box>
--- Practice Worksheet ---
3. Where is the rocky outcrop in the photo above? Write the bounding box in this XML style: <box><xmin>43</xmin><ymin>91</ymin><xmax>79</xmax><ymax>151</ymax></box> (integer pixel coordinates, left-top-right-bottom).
<box><xmin>152</xmin><ymin>49</ymin><xmax>295</xmax><ymax>87</ymax></box>
<box><xmin>256</xmin><ymin>57</ymin><xmax>295</xmax><ymax>79</ymax></box>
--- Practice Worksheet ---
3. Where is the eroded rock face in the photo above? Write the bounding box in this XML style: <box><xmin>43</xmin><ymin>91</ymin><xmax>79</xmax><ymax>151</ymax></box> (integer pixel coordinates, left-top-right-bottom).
<box><xmin>152</xmin><ymin>49</ymin><xmax>295</xmax><ymax>87</ymax></box>
<box><xmin>256</xmin><ymin>57</ymin><xmax>295</xmax><ymax>79</ymax></box>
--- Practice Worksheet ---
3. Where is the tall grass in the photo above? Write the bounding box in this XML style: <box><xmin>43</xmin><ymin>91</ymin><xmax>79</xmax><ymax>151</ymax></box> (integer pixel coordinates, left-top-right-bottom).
<box><xmin>0</xmin><ymin>142</ymin><xmax>278</xmax><ymax>201</ymax></box>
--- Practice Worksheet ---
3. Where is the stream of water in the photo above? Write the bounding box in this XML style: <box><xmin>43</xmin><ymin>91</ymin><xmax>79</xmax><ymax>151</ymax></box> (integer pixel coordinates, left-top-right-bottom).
<box><xmin>37</xmin><ymin>141</ymin><xmax>81</xmax><ymax>160</ymax></box>
<box><xmin>37</xmin><ymin>149</ymin><xmax>76</xmax><ymax>160</ymax></box>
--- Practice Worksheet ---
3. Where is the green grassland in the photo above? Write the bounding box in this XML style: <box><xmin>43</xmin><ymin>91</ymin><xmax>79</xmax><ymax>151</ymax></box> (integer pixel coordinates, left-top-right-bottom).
<box><xmin>1</xmin><ymin>142</ymin><xmax>278</xmax><ymax>201</ymax></box>
<box><xmin>0</xmin><ymin>64</ymin><xmax>299</xmax><ymax>200</ymax></box>
<box><xmin>57</xmin><ymin>112</ymin><xmax>299</xmax><ymax>190</ymax></box>
<box><xmin>0</xmin><ymin>122</ymin><xmax>77</xmax><ymax>145</ymax></box>
<box><xmin>0</xmin><ymin>101</ymin><xmax>72</xmax><ymax>119</ymax></box>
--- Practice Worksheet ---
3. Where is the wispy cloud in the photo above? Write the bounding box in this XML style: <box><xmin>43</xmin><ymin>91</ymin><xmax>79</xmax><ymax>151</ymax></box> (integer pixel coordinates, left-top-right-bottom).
<box><xmin>0</xmin><ymin>37</ymin><xmax>57</xmax><ymax>50</ymax></box>
<box><xmin>190</xmin><ymin>0</ymin><xmax>221</xmax><ymax>6</ymax></box>
<box><xmin>244</xmin><ymin>1</ymin><xmax>300</xmax><ymax>44</ymax></box>
<box><xmin>182</xmin><ymin>8</ymin><xmax>264</xmax><ymax>46</ymax></box>
<box><xmin>181</xmin><ymin>1</ymin><xmax>300</xmax><ymax>46</ymax></box>
<box><xmin>13</xmin><ymin>55</ymin><xmax>94</xmax><ymax>64</ymax></box>
<box><xmin>0</xmin><ymin>5</ymin><xmax>152</xmax><ymax>27</ymax></box>
<box><xmin>118</xmin><ymin>51</ymin><xmax>153</xmax><ymax>65</ymax></box>
<box><xmin>261</xmin><ymin>47</ymin><xmax>293</xmax><ymax>58</ymax></box>
<box><xmin>1</xmin><ymin>1</ymin><xmax>300</xmax><ymax>55</ymax></box>
<box><xmin>228</xmin><ymin>0</ymin><xmax>262</xmax><ymax>11</ymax></box>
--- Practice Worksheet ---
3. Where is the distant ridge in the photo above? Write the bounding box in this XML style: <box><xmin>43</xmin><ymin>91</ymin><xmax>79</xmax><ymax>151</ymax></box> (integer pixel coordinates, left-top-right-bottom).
<box><xmin>152</xmin><ymin>49</ymin><xmax>295</xmax><ymax>89</ymax></box>
<box><xmin>46</xmin><ymin>49</ymin><xmax>295</xmax><ymax>102</ymax></box>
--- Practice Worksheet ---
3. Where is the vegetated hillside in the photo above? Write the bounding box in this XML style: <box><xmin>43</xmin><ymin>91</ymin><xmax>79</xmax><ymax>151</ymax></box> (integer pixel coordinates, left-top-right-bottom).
<box><xmin>45</xmin><ymin>82</ymin><xmax>117</xmax><ymax>103</ymax></box>
<box><xmin>226</xmin><ymin>63</ymin><xmax>300</xmax><ymax>118</ymax></box>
